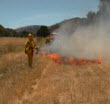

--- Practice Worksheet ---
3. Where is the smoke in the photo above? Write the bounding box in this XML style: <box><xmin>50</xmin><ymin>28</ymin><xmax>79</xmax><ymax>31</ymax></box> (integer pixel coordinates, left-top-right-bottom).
<box><xmin>43</xmin><ymin>0</ymin><xmax>110</xmax><ymax>61</ymax></box>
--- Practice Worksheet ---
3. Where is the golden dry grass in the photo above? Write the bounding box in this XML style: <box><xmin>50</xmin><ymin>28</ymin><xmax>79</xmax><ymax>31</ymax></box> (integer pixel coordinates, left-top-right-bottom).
<box><xmin>0</xmin><ymin>38</ymin><xmax>110</xmax><ymax>104</ymax></box>
<box><xmin>19</xmin><ymin>62</ymin><xmax>110</xmax><ymax>104</ymax></box>
<box><xmin>0</xmin><ymin>37</ymin><xmax>27</xmax><ymax>56</ymax></box>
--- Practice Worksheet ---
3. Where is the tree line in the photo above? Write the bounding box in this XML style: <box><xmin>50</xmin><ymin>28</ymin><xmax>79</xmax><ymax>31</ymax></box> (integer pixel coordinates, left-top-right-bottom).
<box><xmin>0</xmin><ymin>25</ymin><xmax>50</xmax><ymax>37</ymax></box>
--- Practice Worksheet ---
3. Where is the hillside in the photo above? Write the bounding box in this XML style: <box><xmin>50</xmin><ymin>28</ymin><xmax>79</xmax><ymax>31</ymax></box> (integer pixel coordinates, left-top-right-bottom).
<box><xmin>14</xmin><ymin>17</ymin><xmax>88</xmax><ymax>34</ymax></box>
<box><xmin>15</xmin><ymin>25</ymin><xmax>41</xmax><ymax>33</ymax></box>
<box><xmin>50</xmin><ymin>17</ymin><xmax>88</xmax><ymax>34</ymax></box>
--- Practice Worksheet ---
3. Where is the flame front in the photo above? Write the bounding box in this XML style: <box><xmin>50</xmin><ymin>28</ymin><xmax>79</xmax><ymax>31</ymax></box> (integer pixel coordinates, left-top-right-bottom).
<box><xmin>42</xmin><ymin>53</ymin><xmax>102</xmax><ymax>65</ymax></box>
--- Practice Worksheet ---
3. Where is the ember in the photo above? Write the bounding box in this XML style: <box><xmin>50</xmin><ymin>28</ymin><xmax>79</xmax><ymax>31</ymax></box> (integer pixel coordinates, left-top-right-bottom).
<box><xmin>42</xmin><ymin>53</ymin><xmax>102</xmax><ymax>65</ymax></box>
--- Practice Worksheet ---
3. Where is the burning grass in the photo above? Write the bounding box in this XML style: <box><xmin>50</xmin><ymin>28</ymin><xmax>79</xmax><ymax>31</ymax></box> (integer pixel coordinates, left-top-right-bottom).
<box><xmin>41</xmin><ymin>53</ymin><xmax>102</xmax><ymax>65</ymax></box>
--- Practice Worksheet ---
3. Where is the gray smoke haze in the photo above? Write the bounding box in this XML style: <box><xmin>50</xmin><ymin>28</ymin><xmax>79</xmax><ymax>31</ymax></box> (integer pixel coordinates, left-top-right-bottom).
<box><xmin>43</xmin><ymin>0</ymin><xmax>110</xmax><ymax>61</ymax></box>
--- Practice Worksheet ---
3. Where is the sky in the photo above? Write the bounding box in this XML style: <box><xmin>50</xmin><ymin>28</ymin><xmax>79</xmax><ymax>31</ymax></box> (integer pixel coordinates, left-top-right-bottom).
<box><xmin>0</xmin><ymin>0</ymin><xmax>99</xmax><ymax>29</ymax></box>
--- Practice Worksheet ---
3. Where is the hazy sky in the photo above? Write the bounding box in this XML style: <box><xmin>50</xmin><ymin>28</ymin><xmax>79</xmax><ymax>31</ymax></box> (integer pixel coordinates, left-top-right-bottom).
<box><xmin>0</xmin><ymin>0</ymin><xmax>99</xmax><ymax>29</ymax></box>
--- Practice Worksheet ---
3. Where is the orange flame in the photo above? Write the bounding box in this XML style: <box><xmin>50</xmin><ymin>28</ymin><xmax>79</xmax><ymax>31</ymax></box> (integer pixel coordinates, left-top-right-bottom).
<box><xmin>42</xmin><ymin>53</ymin><xmax>102</xmax><ymax>65</ymax></box>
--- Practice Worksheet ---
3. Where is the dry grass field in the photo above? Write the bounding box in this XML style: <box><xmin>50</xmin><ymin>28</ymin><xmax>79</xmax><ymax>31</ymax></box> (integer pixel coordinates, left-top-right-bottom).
<box><xmin>0</xmin><ymin>37</ymin><xmax>110</xmax><ymax>104</ymax></box>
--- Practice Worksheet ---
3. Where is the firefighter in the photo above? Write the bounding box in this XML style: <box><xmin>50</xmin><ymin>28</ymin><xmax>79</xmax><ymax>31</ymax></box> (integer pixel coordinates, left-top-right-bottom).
<box><xmin>25</xmin><ymin>33</ymin><xmax>37</xmax><ymax>67</ymax></box>
<box><xmin>45</xmin><ymin>36</ymin><xmax>50</xmax><ymax>44</ymax></box>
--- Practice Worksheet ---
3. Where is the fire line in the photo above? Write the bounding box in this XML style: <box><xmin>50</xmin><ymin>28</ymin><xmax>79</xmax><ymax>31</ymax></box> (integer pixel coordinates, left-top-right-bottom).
<box><xmin>41</xmin><ymin>53</ymin><xmax>102</xmax><ymax>65</ymax></box>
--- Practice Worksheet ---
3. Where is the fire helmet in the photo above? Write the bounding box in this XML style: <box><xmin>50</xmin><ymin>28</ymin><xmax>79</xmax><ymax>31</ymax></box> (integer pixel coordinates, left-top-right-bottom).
<box><xmin>28</xmin><ymin>33</ymin><xmax>33</xmax><ymax>37</ymax></box>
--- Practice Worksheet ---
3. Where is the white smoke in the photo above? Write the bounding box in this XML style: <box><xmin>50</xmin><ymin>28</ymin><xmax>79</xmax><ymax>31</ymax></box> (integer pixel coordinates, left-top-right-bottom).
<box><xmin>43</xmin><ymin>1</ymin><xmax>110</xmax><ymax>61</ymax></box>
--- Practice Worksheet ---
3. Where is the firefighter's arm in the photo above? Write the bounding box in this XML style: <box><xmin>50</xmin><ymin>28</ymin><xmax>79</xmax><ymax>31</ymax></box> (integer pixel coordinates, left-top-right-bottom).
<box><xmin>25</xmin><ymin>41</ymin><xmax>29</xmax><ymax>53</ymax></box>
<box><xmin>32</xmin><ymin>42</ymin><xmax>39</xmax><ymax>54</ymax></box>
<box><xmin>32</xmin><ymin>41</ymin><xmax>38</xmax><ymax>49</ymax></box>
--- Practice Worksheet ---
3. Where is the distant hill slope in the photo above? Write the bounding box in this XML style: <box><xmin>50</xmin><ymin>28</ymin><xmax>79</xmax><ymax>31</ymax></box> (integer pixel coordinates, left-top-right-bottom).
<box><xmin>15</xmin><ymin>17</ymin><xmax>88</xmax><ymax>34</ymax></box>
<box><xmin>49</xmin><ymin>17</ymin><xmax>88</xmax><ymax>34</ymax></box>
<box><xmin>15</xmin><ymin>25</ymin><xmax>41</xmax><ymax>33</ymax></box>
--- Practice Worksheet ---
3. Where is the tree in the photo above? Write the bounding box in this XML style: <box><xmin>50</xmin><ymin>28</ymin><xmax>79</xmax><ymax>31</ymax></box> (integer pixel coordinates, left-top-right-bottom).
<box><xmin>21</xmin><ymin>31</ymin><xmax>29</xmax><ymax>37</ymax></box>
<box><xmin>98</xmin><ymin>0</ymin><xmax>110</xmax><ymax>17</ymax></box>
<box><xmin>87</xmin><ymin>11</ymin><xmax>96</xmax><ymax>20</ymax></box>
<box><xmin>87</xmin><ymin>11</ymin><xmax>96</xmax><ymax>23</ymax></box>
<box><xmin>0</xmin><ymin>25</ymin><xmax>5</xmax><ymax>36</ymax></box>
<box><xmin>37</xmin><ymin>26</ymin><xmax>50</xmax><ymax>37</ymax></box>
